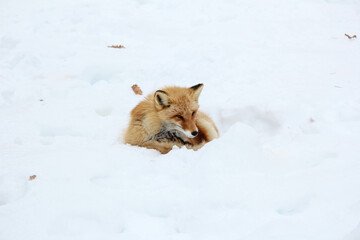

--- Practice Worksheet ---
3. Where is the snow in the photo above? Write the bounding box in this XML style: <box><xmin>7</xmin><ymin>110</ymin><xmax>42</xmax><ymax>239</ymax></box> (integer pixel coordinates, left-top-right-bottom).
<box><xmin>1</xmin><ymin>0</ymin><xmax>360</xmax><ymax>239</ymax></box>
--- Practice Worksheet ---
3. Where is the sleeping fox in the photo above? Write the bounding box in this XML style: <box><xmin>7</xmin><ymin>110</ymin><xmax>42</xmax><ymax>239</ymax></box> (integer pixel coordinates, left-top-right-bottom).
<box><xmin>124</xmin><ymin>84</ymin><xmax>219</xmax><ymax>154</ymax></box>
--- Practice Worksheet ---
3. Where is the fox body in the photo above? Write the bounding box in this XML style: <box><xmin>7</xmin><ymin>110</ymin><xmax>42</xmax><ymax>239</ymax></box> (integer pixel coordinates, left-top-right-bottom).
<box><xmin>124</xmin><ymin>84</ymin><xmax>219</xmax><ymax>154</ymax></box>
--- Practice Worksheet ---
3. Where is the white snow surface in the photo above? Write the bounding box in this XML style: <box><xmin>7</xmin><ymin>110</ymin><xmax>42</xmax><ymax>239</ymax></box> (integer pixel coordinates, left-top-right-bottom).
<box><xmin>1</xmin><ymin>0</ymin><xmax>360</xmax><ymax>239</ymax></box>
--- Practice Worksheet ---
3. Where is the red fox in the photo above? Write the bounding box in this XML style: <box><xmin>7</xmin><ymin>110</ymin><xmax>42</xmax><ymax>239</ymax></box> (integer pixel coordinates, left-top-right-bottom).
<box><xmin>124</xmin><ymin>84</ymin><xmax>219</xmax><ymax>154</ymax></box>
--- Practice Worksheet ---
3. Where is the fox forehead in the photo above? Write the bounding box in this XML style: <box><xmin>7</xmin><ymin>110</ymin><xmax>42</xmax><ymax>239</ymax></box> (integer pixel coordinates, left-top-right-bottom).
<box><xmin>156</xmin><ymin>86</ymin><xmax>199</xmax><ymax>107</ymax></box>
<box><xmin>167</xmin><ymin>101</ymin><xmax>199</xmax><ymax>115</ymax></box>
<box><xmin>160</xmin><ymin>86</ymin><xmax>193</xmax><ymax>98</ymax></box>
<box><xmin>166</xmin><ymin>91</ymin><xmax>198</xmax><ymax>111</ymax></box>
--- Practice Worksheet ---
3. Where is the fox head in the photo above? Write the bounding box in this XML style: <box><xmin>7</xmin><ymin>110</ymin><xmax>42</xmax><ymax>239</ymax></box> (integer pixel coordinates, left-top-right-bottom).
<box><xmin>153</xmin><ymin>83</ymin><xmax>204</xmax><ymax>139</ymax></box>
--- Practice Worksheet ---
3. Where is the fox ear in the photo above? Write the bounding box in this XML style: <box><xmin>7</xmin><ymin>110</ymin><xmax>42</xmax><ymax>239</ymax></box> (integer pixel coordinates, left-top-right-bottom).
<box><xmin>190</xmin><ymin>83</ymin><xmax>204</xmax><ymax>102</ymax></box>
<box><xmin>154</xmin><ymin>90</ymin><xmax>170</xmax><ymax>109</ymax></box>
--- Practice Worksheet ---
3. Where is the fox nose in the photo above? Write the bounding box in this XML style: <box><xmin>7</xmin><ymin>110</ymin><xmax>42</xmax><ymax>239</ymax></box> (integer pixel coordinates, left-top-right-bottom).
<box><xmin>191</xmin><ymin>131</ymin><xmax>198</xmax><ymax>137</ymax></box>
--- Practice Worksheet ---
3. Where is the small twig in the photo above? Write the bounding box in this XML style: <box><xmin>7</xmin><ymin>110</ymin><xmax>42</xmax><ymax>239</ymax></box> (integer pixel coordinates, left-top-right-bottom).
<box><xmin>108</xmin><ymin>45</ymin><xmax>125</xmax><ymax>49</ymax></box>
<box><xmin>345</xmin><ymin>34</ymin><xmax>357</xmax><ymax>39</ymax></box>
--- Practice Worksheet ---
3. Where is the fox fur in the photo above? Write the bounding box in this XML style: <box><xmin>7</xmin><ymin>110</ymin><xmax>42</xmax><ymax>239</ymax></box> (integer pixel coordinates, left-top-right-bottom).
<box><xmin>124</xmin><ymin>83</ymin><xmax>219</xmax><ymax>154</ymax></box>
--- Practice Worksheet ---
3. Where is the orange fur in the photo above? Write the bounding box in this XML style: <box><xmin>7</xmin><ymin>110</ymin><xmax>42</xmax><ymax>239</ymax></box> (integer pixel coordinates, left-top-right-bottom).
<box><xmin>124</xmin><ymin>84</ymin><xmax>219</xmax><ymax>154</ymax></box>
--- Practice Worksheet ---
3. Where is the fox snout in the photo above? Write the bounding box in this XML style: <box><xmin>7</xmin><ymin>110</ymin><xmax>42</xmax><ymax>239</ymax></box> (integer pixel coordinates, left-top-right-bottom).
<box><xmin>183</xmin><ymin>129</ymin><xmax>198</xmax><ymax>138</ymax></box>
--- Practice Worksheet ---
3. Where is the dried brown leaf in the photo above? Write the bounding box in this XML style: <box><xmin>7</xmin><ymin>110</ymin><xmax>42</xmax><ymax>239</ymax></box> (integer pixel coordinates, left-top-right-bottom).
<box><xmin>131</xmin><ymin>84</ymin><xmax>143</xmax><ymax>95</ymax></box>
<box><xmin>29</xmin><ymin>175</ymin><xmax>37</xmax><ymax>181</ymax></box>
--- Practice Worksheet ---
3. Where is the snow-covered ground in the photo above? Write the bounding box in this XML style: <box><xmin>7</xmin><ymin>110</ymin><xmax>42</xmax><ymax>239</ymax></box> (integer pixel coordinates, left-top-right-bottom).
<box><xmin>1</xmin><ymin>0</ymin><xmax>360</xmax><ymax>239</ymax></box>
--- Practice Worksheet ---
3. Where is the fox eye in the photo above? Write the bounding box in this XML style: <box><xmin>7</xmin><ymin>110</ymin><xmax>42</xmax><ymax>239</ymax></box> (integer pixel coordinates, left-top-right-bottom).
<box><xmin>176</xmin><ymin>115</ymin><xmax>184</xmax><ymax>120</ymax></box>
<box><xmin>192</xmin><ymin>111</ymin><xmax>196</xmax><ymax>116</ymax></box>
